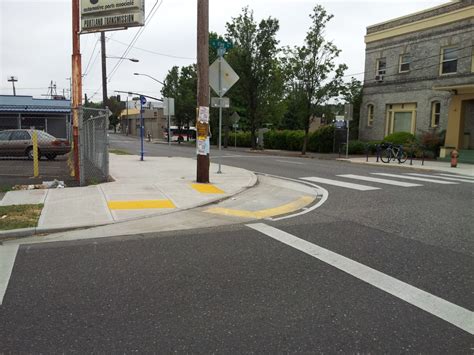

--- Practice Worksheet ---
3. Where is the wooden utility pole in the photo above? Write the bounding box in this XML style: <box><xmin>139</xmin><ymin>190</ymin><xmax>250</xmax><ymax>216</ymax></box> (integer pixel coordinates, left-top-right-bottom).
<box><xmin>196</xmin><ymin>0</ymin><xmax>210</xmax><ymax>183</ymax></box>
<box><xmin>71</xmin><ymin>0</ymin><xmax>82</xmax><ymax>181</ymax></box>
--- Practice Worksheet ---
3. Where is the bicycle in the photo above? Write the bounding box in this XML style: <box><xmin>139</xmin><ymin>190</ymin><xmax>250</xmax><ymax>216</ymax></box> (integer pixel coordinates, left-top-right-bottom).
<box><xmin>380</xmin><ymin>142</ymin><xmax>408</xmax><ymax>164</ymax></box>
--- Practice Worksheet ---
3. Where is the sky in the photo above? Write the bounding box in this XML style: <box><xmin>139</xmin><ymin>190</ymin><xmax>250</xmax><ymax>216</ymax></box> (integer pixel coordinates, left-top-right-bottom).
<box><xmin>0</xmin><ymin>0</ymin><xmax>448</xmax><ymax>102</ymax></box>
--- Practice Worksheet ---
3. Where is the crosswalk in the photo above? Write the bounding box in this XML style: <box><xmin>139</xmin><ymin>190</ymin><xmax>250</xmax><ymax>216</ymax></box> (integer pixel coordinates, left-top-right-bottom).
<box><xmin>301</xmin><ymin>172</ymin><xmax>473</xmax><ymax>191</ymax></box>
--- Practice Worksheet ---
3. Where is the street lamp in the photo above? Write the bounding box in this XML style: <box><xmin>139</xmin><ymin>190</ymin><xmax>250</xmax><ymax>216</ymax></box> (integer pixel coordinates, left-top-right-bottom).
<box><xmin>107</xmin><ymin>56</ymin><xmax>140</xmax><ymax>62</ymax></box>
<box><xmin>101</xmin><ymin>53</ymin><xmax>139</xmax><ymax>109</ymax></box>
<box><xmin>133</xmin><ymin>72</ymin><xmax>164</xmax><ymax>85</ymax></box>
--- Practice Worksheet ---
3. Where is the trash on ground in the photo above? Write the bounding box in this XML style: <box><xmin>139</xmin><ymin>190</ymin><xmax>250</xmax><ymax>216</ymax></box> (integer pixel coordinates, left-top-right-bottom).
<box><xmin>11</xmin><ymin>179</ymin><xmax>66</xmax><ymax>190</ymax></box>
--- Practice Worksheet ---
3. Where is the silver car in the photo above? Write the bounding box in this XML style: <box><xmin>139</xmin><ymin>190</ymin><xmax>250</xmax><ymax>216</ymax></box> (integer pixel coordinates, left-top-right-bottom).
<box><xmin>0</xmin><ymin>129</ymin><xmax>71</xmax><ymax>160</ymax></box>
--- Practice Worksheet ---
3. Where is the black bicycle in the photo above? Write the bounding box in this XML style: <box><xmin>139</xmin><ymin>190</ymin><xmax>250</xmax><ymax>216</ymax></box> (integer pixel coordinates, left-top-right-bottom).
<box><xmin>380</xmin><ymin>143</ymin><xmax>408</xmax><ymax>163</ymax></box>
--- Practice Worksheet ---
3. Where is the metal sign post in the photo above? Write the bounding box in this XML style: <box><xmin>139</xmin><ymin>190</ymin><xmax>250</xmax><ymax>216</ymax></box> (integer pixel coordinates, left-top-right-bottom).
<box><xmin>344</xmin><ymin>103</ymin><xmax>354</xmax><ymax>159</ymax></box>
<box><xmin>139</xmin><ymin>95</ymin><xmax>146</xmax><ymax>161</ymax></box>
<box><xmin>163</xmin><ymin>97</ymin><xmax>175</xmax><ymax>147</ymax></box>
<box><xmin>217</xmin><ymin>55</ymin><xmax>223</xmax><ymax>173</ymax></box>
<box><xmin>209</xmin><ymin>41</ymin><xmax>239</xmax><ymax>174</ymax></box>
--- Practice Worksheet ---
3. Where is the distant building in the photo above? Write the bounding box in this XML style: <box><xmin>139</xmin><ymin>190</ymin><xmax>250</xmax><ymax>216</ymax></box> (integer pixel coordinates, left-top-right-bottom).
<box><xmin>119</xmin><ymin>105</ymin><xmax>166</xmax><ymax>139</ymax></box>
<box><xmin>0</xmin><ymin>95</ymin><xmax>71</xmax><ymax>139</ymax></box>
<box><xmin>359</xmin><ymin>0</ymin><xmax>474</xmax><ymax>157</ymax></box>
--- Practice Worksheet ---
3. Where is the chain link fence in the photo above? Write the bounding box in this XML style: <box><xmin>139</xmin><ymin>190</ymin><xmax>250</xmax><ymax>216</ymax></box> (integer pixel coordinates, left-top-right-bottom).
<box><xmin>78</xmin><ymin>107</ymin><xmax>110</xmax><ymax>186</ymax></box>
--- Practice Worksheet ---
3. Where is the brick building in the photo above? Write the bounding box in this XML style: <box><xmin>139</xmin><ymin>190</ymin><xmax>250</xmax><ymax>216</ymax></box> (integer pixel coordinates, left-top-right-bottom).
<box><xmin>359</xmin><ymin>0</ymin><xmax>474</xmax><ymax>158</ymax></box>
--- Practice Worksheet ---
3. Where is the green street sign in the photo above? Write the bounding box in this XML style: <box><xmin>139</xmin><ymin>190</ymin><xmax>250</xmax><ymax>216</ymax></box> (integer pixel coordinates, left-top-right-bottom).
<box><xmin>210</xmin><ymin>39</ymin><xmax>233</xmax><ymax>50</ymax></box>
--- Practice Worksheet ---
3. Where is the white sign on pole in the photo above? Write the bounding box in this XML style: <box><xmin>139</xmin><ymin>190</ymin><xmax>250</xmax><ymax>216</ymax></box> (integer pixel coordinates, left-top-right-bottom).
<box><xmin>80</xmin><ymin>0</ymin><xmax>145</xmax><ymax>33</ymax></box>
<box><xmin>163</xmin><ymin>97</ymin><xmax>175</xmax><ymax>116</ymax></box>
<box><xmin>211</xmin><ymin>97</ymin><xmax>230</xmax><ymax>108</ymax></box>
<box><xmin>344</xmin><ymin>103</ymin><xmax>354</xmax><ymax>121</ymax></box>
<box><xmin>209</xmin><ymin>58</ymin><xmax>239</xmax><ymax>97</ymax></box>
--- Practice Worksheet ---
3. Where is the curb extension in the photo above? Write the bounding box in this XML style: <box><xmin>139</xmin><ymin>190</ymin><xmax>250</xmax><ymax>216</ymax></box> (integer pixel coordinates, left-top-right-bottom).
<box><xmin>0</xmin><ymin>171</ymin><xmax>259</xmax><ymax>243</ymax></box>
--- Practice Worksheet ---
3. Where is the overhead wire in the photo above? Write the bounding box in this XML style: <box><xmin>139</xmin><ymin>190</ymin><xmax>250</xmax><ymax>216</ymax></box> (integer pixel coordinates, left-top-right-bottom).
<box><xmin>107</xmin><ymin>37</ymin><xmax>195</xmax><ymax>60</ymax></box>
<box><xmin>107</xmin><ymin>0</ymin><xmax>164</xmax><ymax>82</ymax></box>
<box><xmin>88</xmin><ymin>0</ymin><xmax>164</xmax><ymax>100</ymax></box>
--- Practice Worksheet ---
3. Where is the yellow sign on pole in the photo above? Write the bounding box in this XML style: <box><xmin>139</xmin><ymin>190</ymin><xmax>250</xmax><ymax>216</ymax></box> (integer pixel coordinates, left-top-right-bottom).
<box><xmin>32</xmin><ymin>131</ymin><xmax>39</xmax><ymax>177</ymax></box>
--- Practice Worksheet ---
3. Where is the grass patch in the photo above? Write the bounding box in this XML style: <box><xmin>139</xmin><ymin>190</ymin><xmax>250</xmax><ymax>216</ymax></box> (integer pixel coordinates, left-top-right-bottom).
<box><xmin>0</xmin><ymin>204</ymin><xmax>43</xmax><ymax>231</ymax></box>
<box><xmin>109</xmin><ymin>149</ymin><xmax>132</xmax><ymax>155</ymax></box>
<box><xmin>0</xmin><ymin>186</ymin><xmax>11</xmax><ymax>193</ymax></box>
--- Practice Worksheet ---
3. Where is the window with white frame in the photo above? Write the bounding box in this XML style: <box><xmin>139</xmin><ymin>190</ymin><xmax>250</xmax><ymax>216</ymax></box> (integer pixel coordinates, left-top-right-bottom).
<box><xmin>367</xmin><ymin>104</ymin><xmax>374</xmax><ymax>127</ymax></box>
<box><xmin>440</xmin><ymin>47</ymin><xmax>458</xmax><ymax>75</ymax></box>
<box><xmin>385</xmin><ymin>103</ymin><xmax>417</xmax><ymax>135</ymax></box>
<box><xmin>431</xmin><ymin>101</ymin><xmax>441</xmax><ymax>128</ymax></box>
<box><xmin>399</xmin><ymin>54</ymin><xmax>411</xmax><ymax>73</ymax></box>
<box><xmin>376</xmin><ymin>58</ymin><xmax>386</xmax><ymax>76</ymax></box>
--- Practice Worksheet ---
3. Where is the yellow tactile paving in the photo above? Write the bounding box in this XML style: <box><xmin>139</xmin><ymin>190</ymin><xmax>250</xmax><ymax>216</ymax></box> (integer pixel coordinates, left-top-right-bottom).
<box><xmin>204</xmin><ymin>195</ymin><xmax>315</xmax><ymax>219</ymax></box>
<box><xmin>108</xmin><ymin>200</ymin><xmax>176</xmax><ymax>210</ymax></box>
<box><xmin>191</xmin><ymin>183</ymin><xmax>225</xmax><ymax>194</ymax></box>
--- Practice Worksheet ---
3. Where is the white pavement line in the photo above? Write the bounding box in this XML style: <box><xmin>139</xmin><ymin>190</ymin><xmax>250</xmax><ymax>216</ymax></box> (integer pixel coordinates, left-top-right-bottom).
<box><xmin>301</xmin><ymin>177</ymin><xmax>380</xmax><ymax>191</ymax></box>
<box><xmin>338</xmin><ymin>174</ymin><xmax>422</xmax><ymax>187</ymax></box>
<box><xmin>371</xmin><ymin>173</ymin><xmax>458</xmax><ymax>185</ymax></box>
<box><xmin>275</xmin><ymin>160</ymin><xmax>305</xmax><ymax>165</ymax></box>
<box><xmin>437</xmin><ymin>173</ymin><xmax>474</xmax><ymax>180</ymax></box>
<box><xmin>0</xmin><ymin>245</ymin><xmax>19</xmax><ymax>305</ymax></box>
<box><xmin>408</xmin><ymin>173</ymin><xmax>474</xmax><ymax>184</ymax></box>
<box><xmin>247</xmin><ymin>223</ymin><xmax>474</xmax><ymax>335</ymax></box>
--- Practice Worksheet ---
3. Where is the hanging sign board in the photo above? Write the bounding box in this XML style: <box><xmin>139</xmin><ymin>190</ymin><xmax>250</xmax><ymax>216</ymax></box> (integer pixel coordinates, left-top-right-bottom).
<box><xmin>80</xmin><ymin>0</ymin><xmax>145</xmax><ymax>33</ymax></box>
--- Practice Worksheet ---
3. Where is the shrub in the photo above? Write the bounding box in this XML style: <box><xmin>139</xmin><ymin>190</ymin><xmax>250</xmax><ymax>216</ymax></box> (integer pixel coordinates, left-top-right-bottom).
<box><xmin>228</xmin><ymin>131</ymin><xmax>252</xmax><ymax>147</ymax></box>
<box><xmin>308</xmin><ymin>125</ymin><xmax>335</xmax><ymax>153</ymax></box>
<box><xmin>417</xmin><ymin>130</ymin><xmax>445</xmax><ymax>157</ymax></box>
<box><xmin>347</xmin><ymin>140</ymin><xmax>367</xmax><ymax>155</ymax></box>
<box><xmin>382</xmin><ymin>132</ymin><xmax>416</xmax><ymax>145</ymax></box>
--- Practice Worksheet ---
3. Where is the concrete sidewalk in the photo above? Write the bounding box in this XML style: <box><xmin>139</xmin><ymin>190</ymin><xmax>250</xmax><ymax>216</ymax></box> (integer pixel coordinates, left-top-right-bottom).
<box><xmin>339</xmin><ymin>156</ymin><xmax>474</xmax><ymax>176</ymax></box>
<box><xmin>0</xmin><ymin>154</ymin><xmax>256</xmax><ymax>235</ymax></box>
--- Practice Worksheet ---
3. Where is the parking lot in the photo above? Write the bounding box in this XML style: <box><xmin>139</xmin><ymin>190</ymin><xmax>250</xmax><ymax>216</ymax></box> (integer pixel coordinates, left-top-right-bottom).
<box><xmin>0</xmin><ymin>155</ymin><xmax>78</xmax><ymax>190</ymax></box>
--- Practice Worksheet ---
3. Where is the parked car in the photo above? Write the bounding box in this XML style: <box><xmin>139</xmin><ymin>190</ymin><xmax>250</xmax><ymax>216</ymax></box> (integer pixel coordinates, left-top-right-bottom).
<box><xmin>0</xmin><ymin>129</ymin><xmax>71</xmax><ymax>160</ymax></box>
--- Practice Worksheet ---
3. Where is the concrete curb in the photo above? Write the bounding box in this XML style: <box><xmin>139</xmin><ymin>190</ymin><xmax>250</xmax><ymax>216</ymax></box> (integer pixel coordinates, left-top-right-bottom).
<box><xmin>0</xmin><ymin>170</ymin><xmax>258</xmax><ymax>242</ymax></box>
<box><xmin>0</xmin><ymin>226</ymin><xmax>89</xmax><ymax>242</ymax></box>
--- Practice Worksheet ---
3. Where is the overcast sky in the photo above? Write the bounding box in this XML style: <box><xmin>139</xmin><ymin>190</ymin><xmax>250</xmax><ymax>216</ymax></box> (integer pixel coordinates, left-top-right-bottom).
<box><xmin>0</xmin><ymin>0</ymin><xmax>447</xmax><ymax>102</ymax></box>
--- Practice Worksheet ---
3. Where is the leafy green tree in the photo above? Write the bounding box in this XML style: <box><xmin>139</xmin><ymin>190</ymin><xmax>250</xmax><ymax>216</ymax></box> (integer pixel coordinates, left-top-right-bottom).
<box><xmin>284</xmin><ymin>5</ymin><xmax>347</xmax><ymax>154</ymax></box>
<box><xmin>161</xmin><ymin>65</ymin><xmax>197</xmax><ymax>138</ymax></box>
<box><xmin>225</xmin><ymin>7</ymin><xmax>283</xmax><ymax>149</ymax></box>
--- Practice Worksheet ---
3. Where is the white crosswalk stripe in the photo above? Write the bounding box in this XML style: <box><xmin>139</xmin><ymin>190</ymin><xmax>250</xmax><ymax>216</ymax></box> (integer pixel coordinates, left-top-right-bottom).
<box><xmin>437</xmin><ymin>173</ymin><xmax>474</xmax><ymax>180</ymax></box>
<box><xmin>408</xmin><ymin>173</ymin><xmax>474</xmax><ymax>183</ymax></box>
<box><xmin>371</xmin><ymin>173</ymin><xmax>458</xmax><ymax>184</ymax></box>
<box><xmin>300</xmin><ymin>177</ymin><xmax>380</xmax><ymax>191</ymax></box>
<box><xmin>338</xmin><ymin>174</ymin><xmax>422</xmax><ymax>187</ymax></box>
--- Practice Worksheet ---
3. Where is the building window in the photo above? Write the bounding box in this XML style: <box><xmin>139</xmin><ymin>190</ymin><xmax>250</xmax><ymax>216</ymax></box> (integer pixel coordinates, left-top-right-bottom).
<box><xmin>376</xmin><ymin>58</ymin><xmax>386</xmax><ymax>76</ymax></box>
<box><xmin>431</xmin><ymin>101</ymin><xmax>441</xmax><ymax>128</ymax></box>
<box><xmin>385</xmin><ymin>103</ymin><xmax>417</xmax><ymax>135</ymax></box>
<box><xmin>367</xmin><ymin>104</ymin><xmax>374</xmax><ymax>127</ymax></box>
<box><xmin>440</xmin><ymin>47</ymin><xmax>458</xmax><ymax>75</ymax></box>
<box><xmin>399</xmin><ymin>54</ymin><xmax>410</xmax><ymax>73</ymax></box>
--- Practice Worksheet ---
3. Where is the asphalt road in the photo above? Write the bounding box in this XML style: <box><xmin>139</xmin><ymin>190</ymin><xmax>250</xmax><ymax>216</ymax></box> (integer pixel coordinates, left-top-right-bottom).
<box><xmin>1</xmin><ymin>134</ymin><xmax>472</xmax><ymax>352</ymax></box>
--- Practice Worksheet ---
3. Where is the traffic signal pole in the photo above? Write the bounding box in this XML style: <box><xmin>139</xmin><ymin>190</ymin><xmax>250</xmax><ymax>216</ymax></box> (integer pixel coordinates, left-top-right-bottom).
<box><xmin>196</xmin><ymin>0</ymin><xmax>210</xmax><ymax>183</ymax></box>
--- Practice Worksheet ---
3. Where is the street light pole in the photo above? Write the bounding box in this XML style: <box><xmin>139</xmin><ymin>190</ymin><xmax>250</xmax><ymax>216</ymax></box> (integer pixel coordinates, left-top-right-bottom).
<box><xmin>101</xmin><ymin>32</ymin><xmax>108</xmax><ymax>109</ymax></box>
